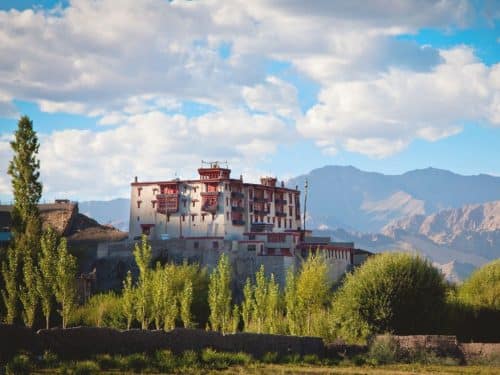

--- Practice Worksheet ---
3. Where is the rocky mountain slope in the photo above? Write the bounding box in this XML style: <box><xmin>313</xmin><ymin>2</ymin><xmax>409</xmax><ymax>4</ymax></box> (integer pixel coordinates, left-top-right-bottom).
<box><xmin>382</xmin><ymin>201</ymin><xmax>500</xmax><ymax>260</ymax></box>
<box><xmin>287</xmin><ymin>166</ymin><xmax>500</xmax><ymax>232</ymax></box>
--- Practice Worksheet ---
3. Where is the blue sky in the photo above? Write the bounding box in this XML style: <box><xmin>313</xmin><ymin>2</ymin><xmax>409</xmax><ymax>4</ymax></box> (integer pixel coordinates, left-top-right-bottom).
<box><xmin>0</xmin><ymin>1</ymin><xmax>499</xmax><ymax>201</ymax></box>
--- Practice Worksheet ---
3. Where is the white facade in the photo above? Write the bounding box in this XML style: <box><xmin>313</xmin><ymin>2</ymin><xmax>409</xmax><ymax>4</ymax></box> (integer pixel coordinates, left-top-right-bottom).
<box><xmin>129</xmin><ymin>166</ymin><xmax>301</xmax><ymax>241</ymax></box>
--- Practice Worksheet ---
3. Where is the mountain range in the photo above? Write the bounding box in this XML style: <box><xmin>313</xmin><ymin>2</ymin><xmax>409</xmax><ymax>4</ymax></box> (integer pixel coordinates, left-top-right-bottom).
<box><xmin>78</xmin><ymin>166</ymin><xmax>500</xmax><ymax>281</ymax></box>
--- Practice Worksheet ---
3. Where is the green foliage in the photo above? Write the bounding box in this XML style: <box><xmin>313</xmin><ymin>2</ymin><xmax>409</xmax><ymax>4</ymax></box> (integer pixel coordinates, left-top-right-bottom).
<box><xmin>19</xmin><ymin>252</ymin><xmax>38</xmax><ymax>327</ymax></box>
<box><xmin>122</xmin><ymin>353</ymin><xmax>148</xmax><ymax>373</ymax></box>
<box><xmin>41</xmin><ymin>350</ymin><xmax>59</xmax><ymax>368</ymax></box>
<box><xmin>8</xmin><ymin>116</ymin><xmax>42</xmax><ymax>238</ymax></box>
<box><xmin>208</xmin><ymin>253</ymin><xmax>232</xmax><ymax>333</ymax></box>
<box><xmin>94</xmin><ymin>354</ymin><xmax>120</xmax><ymax>371</ymax></box>
<box><xmin>5</xmin><ymin>354</ymin><xmax>32</xmax><ymax>375</ymax></box>
<box><xmin>332</xmin><ymin>252</ymin><xmax>447</xmax><ymax>343</ymax></box>
<box><xmin>122</xmin><ymin>271</ymin><xmax>135</xmax><ymax>329</ymax></box>
<box><xmin>154</xmin><ymin>350</ymin><xmax>177</xmax><ymax>372</ymax></box>
<box><xmin>261</xmin><ymin>352</ymin><xmax>278</xmax><ymax>363</ymax></box>
<box><xmin>133</xmin><ymin>235</ymin><xmax>152</xmax><ymax>329</ymax></box>
<box><xmin>54</xmin><ymin>238</ymin><xmax>78</xmax><ymax>328</ymax></box>
<box><xmin>1</xmin><ymin>246</ymin><xmax>19</xmax><ymax>324</ymax></box>
<box><xmin>180</xmin><ymin>279</ymin><xmax>193</xmax><ymax>328</ymax></box>
<box><xmin>201</xmin><ymin>348</ymin><xmax>252</xmax><ymax>369</ymax></box>
<box><xmin>302</xmin><ymin>354</ymin><xmax>321</xmax><ymax>365</ymax></box>
<box><xmin>296</xmin><ymin>253</ymin><xmax>330</xmax><ymax>336</ymax></box>
<box><xmin>284</xmin><ymin>267</ymin><xmax>299</xmax><ymax>335</ymax></box>
<box><xmin>37</xmin><ymin>228</ymin><xmax>58</xmax><ymax>328</ymax></box>
<box><xmin>79</xmin><ymin>292</ymin><xmax>125</xmax><ymax>328</ymax></box>
<box><xmin>242</xmin><ymin>265</ymin><xmax>283</xmax><ymax>334</ymax></box>
<box><xmin>179</xmin><ymin>350</ymin><xmax>199</xmax><ymax>368</ymax></box>
<box><xmin>458</xmin><ymin>259</ymin><xmax>500</xmax><ymax>310</ymax></box>
<box><xmin>367</xmin><ymin>334</ymin><xmax>401</xmax><ymax>365</ymax></box>
<box><xmin>72</xmin><ymin>360</ymin><xmax>100</xmax><ymax>375</ymax></box>
<box><xmin>2</xmin><ymin>116</ymin><xmax>44</xmax><ymax>325</ymax></box>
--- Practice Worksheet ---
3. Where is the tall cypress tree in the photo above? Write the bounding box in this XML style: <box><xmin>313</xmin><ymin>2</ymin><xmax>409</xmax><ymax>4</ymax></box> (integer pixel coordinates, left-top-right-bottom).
<box><xmin>2</xmin><ymin>116</ymin><xmax>43</xmax><ymax>324</ymax></box>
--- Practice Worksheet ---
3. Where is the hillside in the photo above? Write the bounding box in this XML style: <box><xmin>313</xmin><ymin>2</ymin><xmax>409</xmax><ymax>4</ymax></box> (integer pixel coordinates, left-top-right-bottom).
<box><xmin>287</xmin><ymin>166</ymin><xmax>500</xmax><ymax>232</ymax></box>
<box><xmin>382</xmin><ymin>201</ymin><xmax>500</xmax><ymax>260</ymax></box>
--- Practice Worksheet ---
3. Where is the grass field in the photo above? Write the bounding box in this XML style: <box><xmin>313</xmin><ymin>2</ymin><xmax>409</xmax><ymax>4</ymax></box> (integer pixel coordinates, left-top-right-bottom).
<box><xmin>5</xmin><ymin>349</ymin><xmax>499</xmax><ymax>375</ymax></box>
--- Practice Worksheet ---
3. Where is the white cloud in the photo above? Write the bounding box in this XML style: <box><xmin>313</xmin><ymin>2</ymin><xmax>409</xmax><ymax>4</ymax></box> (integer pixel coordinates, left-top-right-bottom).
<box><xmin>242</xmin><ymin>76</ymin><xmax>300</xmax><ymax>119</ymax></box>
<box><xmin>0</xmin><ymin>109</ymin><xmax>290</xmax><ymax>200</ymax></box>
<box><xmin>299</xmin><ymin>47</ymin><xmax>500</xmax><ymax>157</ymax></box>
<box><xmin>0</xmin><ymin>0</ymin><xmax>498</xmax><ymax>199</ymax></box>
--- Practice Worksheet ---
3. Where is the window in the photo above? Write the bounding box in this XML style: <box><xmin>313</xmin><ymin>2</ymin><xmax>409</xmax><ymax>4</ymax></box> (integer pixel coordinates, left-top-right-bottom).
<box><xmin>137</xmin><ymin>216</ymin><xmax>140</xmax><ymax>221</ymax></box>
<box><xmin>194</xmin><ymin>241</ymin><xmax>199</xmax><ymax>249</ymax></box>
<box><xmin>225</xmin><ymin>183</ymin><xmax>228</xmax><ymax>190</ymax></box>
<box><xmin>212</xmin><ymin>214</ymin><xmax>215</xmax><ymax>221</ymax></box>
<box><xmin>194</xmin><ymin>187</ymin><xmax>197</xmax><ymax>193</ymax></box>
<box><xmin>191</xmin><ymin>214</ymin><xmax>195</xmax><ymax>221</ymax></box>
<box><xmin>202</xmin><ymin>214</ymin><xmax>205</xmax><ymax>221</ymax></box>
<box><xmin>152</xmin><ymin>201</ymin><xmax>156</xmax><ymax>208</ymax></box>
<box><xmin>249</xmin><ymin>203</ymin><xmax>253</xmax><ymax>211</ymax></box>
<box><xmin>183</xmin><ymin>200</ymin><xmax>187</xmax><ymax>208</ymax></box>
<box><xmin>248</xmin><ymin>244</ymin><xmax>256</xmax><ymax>252</ymax></box>
<box><xmin>167</xmin><ymin>214</ymin><xmax>170</xmax><ymax>222</ymax></box>
<box><xmin>249</xmin><ymin>234</ymin><xmax>256</xmax><ymax>240</ymax></box>
<box><xmin>289</xmin><ymin>219</ymin><xmax>292</xmax><ymax>228</ymax></box>
<box><xmin>226</xmin><ymin>212</ymin><xmax>229</xmax><ymax>220</ymax></box>
<box><xmin>192</xmin><ymin>201</ymin><xmax>195</xmax><ymax>207</ymax></box>
<box><xmin>289</xmin><ymin>206</ymin><xmax>293</xmax><ymax>216</ymax></box>
<box><xmin>212</xmin><ymin>241</ymin><xmax>219</xmax><ymax>249</ymax></box>
<box><xmin>278</xmin><ymin>219</ymin><xmax>281</xmax><ymax>228</ymax></box>
<box><xmin>137</xmin><ymin>187</ymin><xmax>142</xmax><ymax>197</ymax></box>
<box><xmin>226</xmin><ymin>197</ymin><xmax>229</xmax><ymax>206</ymax></box>
<box><xmin>250</xmin><ymin>214</ymin><xmax>253</xmax><ymax>222</ymax></box>
<box><xmin>289</xmin><ymin>193</ymin><xmax>292</xmax><ymax>202</ymax></box>
<box><xmin>137</xmin><ymin>201</ymin><xmax>142</xmax><ymax>208</ymax></box>
<box><xmin>182</xmin><ymin>215</ymin><xmax>185</xmax><ymax>222</ymax></box>
<box><xmin>267</xmin><ymin>216</ymin><xmax>270</xmax><ymax>223</ymax></box>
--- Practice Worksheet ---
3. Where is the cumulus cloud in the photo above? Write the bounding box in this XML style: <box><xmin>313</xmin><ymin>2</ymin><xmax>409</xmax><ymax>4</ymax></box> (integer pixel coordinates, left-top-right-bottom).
<box><xmin>0</xmin><ymin>0</ymin><xmax>498</xmax><ymax>198</ymax></box>
<box><xmin>0</xmin><ymin>109</ymin><xmax>291</xmax><ymax>200</ymax></box>
<box><xmin>299</xmin><ymin>47</ymin><xmax>500</xmax><ymax>158</ymax></box>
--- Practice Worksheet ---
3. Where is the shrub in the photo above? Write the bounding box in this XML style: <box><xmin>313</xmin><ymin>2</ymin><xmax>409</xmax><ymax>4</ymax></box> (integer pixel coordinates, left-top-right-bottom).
<box><xmin>41</xmin><ymin>350</ymin><xmax>59</xmax><ymax>368</ymax></box>
<box><xmin>367</xmin><ymin>334</ymin><xmax>401</xmax><ymax>365</ymax></box>
<box><xmin>332</xmin><ymin>253</ymin><xmax>447</xmax><ymax>343</ymax></box>
<box><xmin>282</xmin><ymin>353</ymin><xmax>301</xmax><ymax>364</ymax></box>
<box><xmin>180</xmin><ymin>350</ymin><xmax>199</xmax><ymax>368</ymax></box>
<box><xmin>201</xmin><ymin>349</ymin><xmax>250</xmax><ymax>369</ymax></box>
<box><xmin>154</xmin><ymin>350</ymin><xmax>177</xmax><ymax>372</ymax></box>
<box><xmin>261</xmin><ymin>351</ymin><xmax>278</xmax><ymax>363</ymax></box>
<box><xmin>123</xmin><ymin>353</ymin><xmax>148</xmax><ymax>373</ymax></box>
<box><xmin>458</xmin><ymin>259</ymin><xmax>500</xmax><ymax>310</ymax></box>
<box><xmin>302</xmin><ymin>354</ymin><xmax>320</xmax><ymax>365</ymax></box>
<box><xmin>72</xmin><ymin>360</ymin><xmax>100</xmax><ymax>375</ymax></box>
<box><xmin>95</xmin><ymin>354</ymin><xmax>120</xmax><ymax>371</ymax></box>
<box><xmin>5</xmin><ymin>354</ymin><xmax>32</xmax><ymax>375</ymax></box>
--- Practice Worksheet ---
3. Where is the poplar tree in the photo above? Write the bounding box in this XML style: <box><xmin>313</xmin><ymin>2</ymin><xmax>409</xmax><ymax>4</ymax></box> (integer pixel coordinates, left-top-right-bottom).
<box><xmin>133</xmin><ymin>235</ymin><xmax>152</xmax><ymax>329</ymax></box>
<box><xmin>296</xmin><ymin>253</ymin><xmax>330</xmax><ymax>336</ymax></box>
<box><xmin>241</xmin><ymin>278</ymin><xmax>254</xmax><ymax>332</ymax></box>
<box><xmin>208</xmin><ymin>253</ymin><xmax>232</xmax><ymax>333</ymax></box>
<box><xmin>2</xmin><ymin>115</ymin><xmax>43</xmax><ymax>324</ymax></box>
<box><xmin>180</xmin><ymin>279</ymin><xmax>193</xmax><ymax>328</ymax></box>
<box><xmin>54</xmin><ymin>238</ymin><xmax>77</xmax><ymax>328</ymax></box>
<box><xmin>265</xmin><ymin>273</ymin><xmax>280</xmax><ymax>334</ymax></box>
<box><xmin>36</xmin><ymin>228</ymin><xmax>58</xmax><ymax>329</ymax></box>
<box><xmin>1</xmin><ymin>248</ymin><xmax>19</xmax><ymax>324</ymax></box>
<box><xmin>162</xmin><ymin>275</ymin><xmax>177</xmax><ymax>331</ymax></box>
<box><xmin>122</xmin><ymin>271</ymin><xmax>135</xmax><ymax>330</ymax></box>
<box><xmin>284</xmin><ymin>268</ymin><xmax>301</xmax><ymax>335</ymax></box>
<box><xmin>19</xmin><ymin>254</ymin><xmax>38</xmax><ymax>327</ymax></box>
<box><xmin>253</xmin><ymin>265</ymin><xmax>268</xmax><ymax>333</ymax></box>
<box><xmin>151</xmin><ymin>264</ymin><xmax>166</xmax><ymax>330</ymax></box>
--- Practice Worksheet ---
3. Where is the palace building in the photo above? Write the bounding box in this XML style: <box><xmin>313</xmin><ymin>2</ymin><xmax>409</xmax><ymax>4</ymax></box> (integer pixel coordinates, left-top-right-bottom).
<box><xmin>126</xmin><ymin>162</ymin><xmax>370</xmax><ymax>286</ymax></box>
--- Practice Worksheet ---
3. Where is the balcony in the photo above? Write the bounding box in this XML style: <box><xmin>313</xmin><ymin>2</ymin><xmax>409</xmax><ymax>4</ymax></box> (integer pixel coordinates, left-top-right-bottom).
<box><xmin>231</xmin><ymin>206</ymin><xmax>245</xmax><ymax>212</ymax></box>
<box><xmin>253</xmin><ymin>197</ymin><xmax>269</xmax><ymax>203</ymax></box>
<box><xmin>254</xmin><ymin>209</ymin><xmax>270</xmax><ymax>216</ymax></box>
<box><xmin>276</xmin><ymin>211</ymin><xmax>287</xmax><ymax>217</ymax></box>
<box><xmin>232</xmin><ymin>219</ymin><xmax>245</xmax><ymax>226</ymax></box>
<box><xmin>275</xmin><ymin>199</ymin><xmax>287</xmax><ymax>205</ymax></box>
<box><xmin>231</xmin><ymin>191</ymin><xmax>244</xmax><ymax>199</ymax></box>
